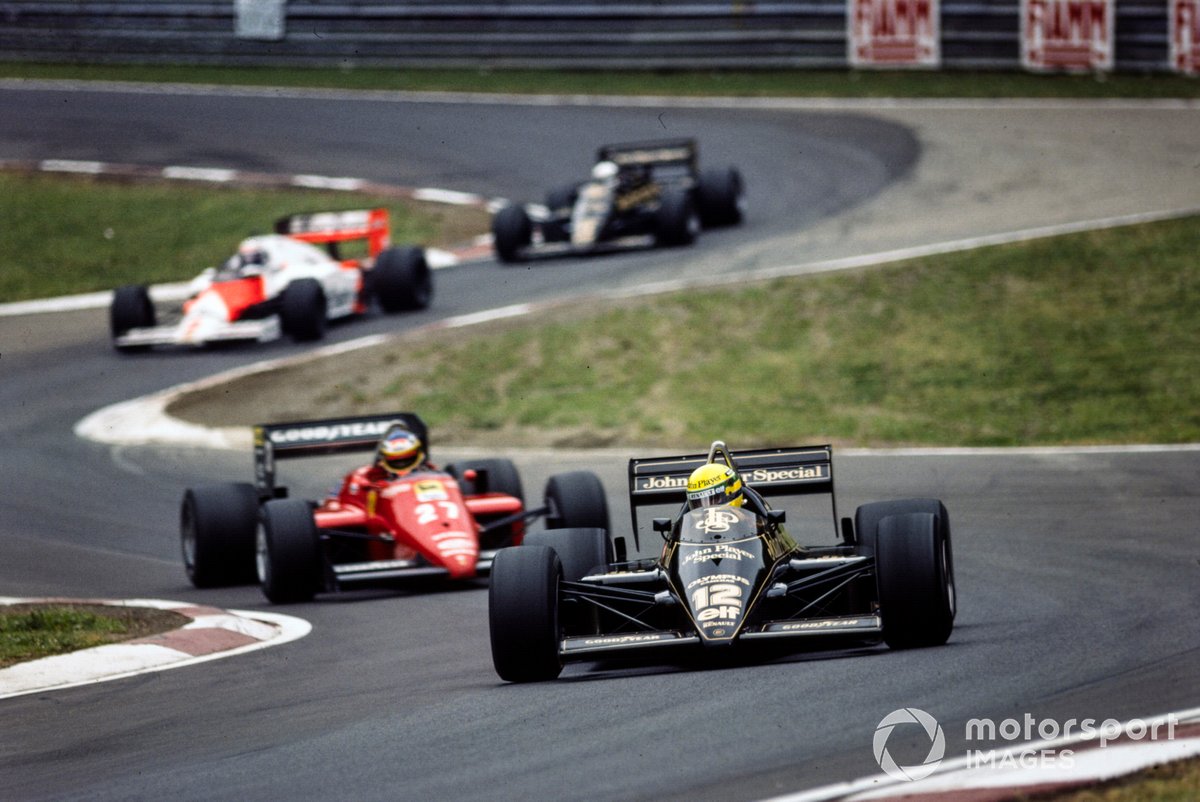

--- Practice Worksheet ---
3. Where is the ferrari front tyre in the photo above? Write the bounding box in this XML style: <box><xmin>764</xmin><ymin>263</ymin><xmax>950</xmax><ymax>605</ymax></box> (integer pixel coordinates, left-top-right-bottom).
<box><xmin>280</xmin><ymin>278</ymin><xmax>327</xmax><ymax>342</ymax></box>
<box><xmin>373</xmin><ymin>246</ymin><xmax>433</xmax><ymax>312</ymax></box>
<box><xmin>523</xmin><ymin>527</ymin><xmax>609</xmax><ymax>583</ymax></box>
<box><xmin>258</xmin><ymin>498</ymin><xmax>323</xmax><ymax>604</ymax></box>
<box><xmin>180</xmin><ymin>483</ymin><xmax>259</xmax><ymax>588</ymax></box>
<box><xmin>492</xmin><ymin>205</ymin><xmax>532</xmax><ymax>264</ymax></box>
<box><xmin>544</xmin><ymin>471</ymin><xmax>610</xmax><ymax>533</ymax></box>
<box><xmin>654</xmin><ymin>189</ymin><xmax>700</xmax><ymax>247</ymax></box>
<box><xmin>874</xmin><ymin>507</ymin><xmax>956</xmax><ymax>649</ymax></box>
<box><xmin>110</xmin><ymin>284</ymin><xmax>156</xmax><ymax>352</ymax></box>
<box><xmin>447</xmin><ymin>458</ymin><xmax>525</xmax><ymax>504</ymax></box>
<box><xmin>489</xmin><ymin>545</ymin><xmax>563</xmax><ymax>682</ymax></box>
<box><xmin>696</xmin><ymin>167</ymin><xmax>746</xmax><ymax>228</ymax></box>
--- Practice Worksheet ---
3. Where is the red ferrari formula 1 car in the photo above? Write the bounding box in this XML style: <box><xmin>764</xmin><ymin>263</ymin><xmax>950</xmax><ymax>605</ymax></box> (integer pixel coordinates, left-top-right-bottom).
<box><xmin>110</xmin><ymin>208</ymin><xmax>433</xmax><ymax>351</ymax></box>
<box><xmin>180</xmin><ymin>412</ymin><xmax>610</xmax><ymax>603</ymax></box>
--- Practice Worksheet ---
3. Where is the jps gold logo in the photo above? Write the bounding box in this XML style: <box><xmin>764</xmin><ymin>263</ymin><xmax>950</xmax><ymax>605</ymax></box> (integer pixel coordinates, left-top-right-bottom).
<box><xmin>697</xmin><ymin>508</ymin><xmax>740</xmax><ymax>533</ymax></box>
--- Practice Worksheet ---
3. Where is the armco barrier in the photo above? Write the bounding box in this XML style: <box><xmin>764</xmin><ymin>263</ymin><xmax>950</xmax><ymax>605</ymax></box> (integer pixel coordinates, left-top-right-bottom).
<box><xmin>0</xmin><ymin>1</ymin><xmax>1184</xmax><ymax>72</ymax></box>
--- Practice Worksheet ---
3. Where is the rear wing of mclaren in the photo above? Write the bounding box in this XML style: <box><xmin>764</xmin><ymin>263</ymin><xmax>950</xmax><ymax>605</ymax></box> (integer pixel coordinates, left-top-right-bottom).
<box><xmin>274</xmin><ymin>208</ymin><xmax>391</xmax><ymax>259</ymax></box>
<box><xmin>253</xmin><ymin>412</ymin><xmax>427</xmax><ymax>498</ymax></box>
<box><xmin>627</xmin><ymin>445</ymin><xmax>839</xmax><ymax>547</ymax></box>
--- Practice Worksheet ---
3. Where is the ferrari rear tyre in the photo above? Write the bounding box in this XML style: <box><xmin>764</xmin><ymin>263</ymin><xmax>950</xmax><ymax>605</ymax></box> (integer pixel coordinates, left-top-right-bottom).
<box><xmin>696</xmin><ymin>167</ymin><xmax>746</xmax><ymax>228</ymax></box>
<box><xmin>874</xmin><ymin>508</ymin><xmax>956</xmax><ymax>649</ymax></box>
<box><xmin>523</xmin><ymin>527</ymin><xmax>609</xmax><ymax>583</ymax></box>
<box><xmin>492</xmin><ymin>205</ymin><xmax>532</xmax><ymax>264</ymax></box>
<box><xmin>280</xmin><ymin>278</ymin><xmax>327</xmax><ymax>342</ymax></box>
<box><xmin>180</xmin><ymin>483</ymin><xmax>259</xmax><ymax>588</ymax></box>
<box><xmin>258</xmin><ymin>499</ymin><xmax>322</xmax><ymax>604</ymax></box>
<box><xmin>447</xmin><ymin>458</ymin><xmax>524</xmax><ymax>504</ymax></box>
<box><xmin>374</xmin><ymin>246</ymin><xmax>433</xmax><ymax>312</ymax></box>
<box><xmin>489</xmin><ymin>545</ymin><xmax>563</xmax><ymax>682</ymax></box>
<box><xmin>655</xmin><ymin>189</ymin><xmax>700</xmax><ymax>247</ymax></box>
<box><xmin>110</xmin><ymin>285</ymin><xmax>156</xmax><ymax>352</ymax></box>
<box><xmin>544</xmin><ymin>471</ymin><xmax>610</xmax><ymax>533</ymax></box>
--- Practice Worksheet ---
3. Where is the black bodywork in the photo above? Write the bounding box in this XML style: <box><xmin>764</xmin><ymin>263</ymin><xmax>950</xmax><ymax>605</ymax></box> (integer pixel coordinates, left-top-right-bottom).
<box><xmin>488</xmin><ymin>442</ymin><xmax>956</xmax><ymax>681</ymax></box>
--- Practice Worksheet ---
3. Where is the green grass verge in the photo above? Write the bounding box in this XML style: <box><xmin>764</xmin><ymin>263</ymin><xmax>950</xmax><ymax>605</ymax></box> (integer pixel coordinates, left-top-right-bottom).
<box><xmin>0</xmin><ymin>172</ymin><xmax>488</xmax><ymax>302</ymax></box>
<box><xmin>170</xmin><ymin>214</ymin><xmax>1200</xmax><ymax>449</ymax></box>
<box><xmin>3</xmin><ymin>62</ymin><xmax>1200</xmax><ymax>99</ymax></box>
<box><xmin>1033</xmin><ymin>755</ymin><xmax>1200</xmax><ymax>801</ymax></box>
<box><xmin>0</xmin><ymin>603</ymin><xmax>189</xmax><ymax>668</ymax></box>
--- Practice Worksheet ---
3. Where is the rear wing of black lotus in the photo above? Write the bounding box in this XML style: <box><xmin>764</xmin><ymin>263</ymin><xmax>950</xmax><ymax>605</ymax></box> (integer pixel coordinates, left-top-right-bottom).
<box><xmin>595</xmin><ymin>139</ymin><xmax>698</xmax><ymax>184</ymax></box>
<box><xmin>627</xmin><ymin>445</ymin><xmax>839</xmax><ymax>548</ymax></box>
<box><xmin>253</xmin><ymin>412</ymin><xmax>427</xmax><ymax>498</ymax></box>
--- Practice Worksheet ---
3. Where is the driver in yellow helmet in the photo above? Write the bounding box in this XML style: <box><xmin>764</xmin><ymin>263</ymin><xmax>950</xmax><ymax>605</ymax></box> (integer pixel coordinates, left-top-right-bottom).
<box><xmin>685</xmin><ymin>462</ymin><xmax>744</xmax><ymax>509</ymax></box>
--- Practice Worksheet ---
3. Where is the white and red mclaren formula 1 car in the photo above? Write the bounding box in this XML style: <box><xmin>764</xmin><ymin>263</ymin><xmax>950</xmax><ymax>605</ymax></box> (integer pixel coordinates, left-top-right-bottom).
<box><xmin>109</xmin><ymin>208</ymin><xmax>432</xmax><ymax>351</ymax></box>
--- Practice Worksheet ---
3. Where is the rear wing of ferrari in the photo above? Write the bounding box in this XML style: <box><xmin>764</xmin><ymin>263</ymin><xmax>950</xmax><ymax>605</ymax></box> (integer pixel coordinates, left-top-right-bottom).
<box><xmin>253</xmin><ymin>412</ymin><xmax>427</xmax><ymax>498</ymax></box>
<box><xmin>274</xmin><ymin>208</ymin><xmax>391</xmax><ymax>259</ymax></box>
<box><xmin>596</xmin><ymin>139</ymin><xmax>698</xmax><ymax>181</ymax></box>
<box><xmin>627</xmin><ymin>445</ymin><xmax>838</xmax><ymax>546</ymax></box>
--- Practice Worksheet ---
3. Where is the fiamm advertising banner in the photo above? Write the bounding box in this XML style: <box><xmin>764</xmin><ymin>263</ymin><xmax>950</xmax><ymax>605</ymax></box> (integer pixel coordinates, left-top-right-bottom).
<box><xmin>848</xmin><ymin>0</ymin><xmax>940</xmax><ymax>67</ymax></box>
<box><xmin>1171</xmin><ymin>0</ymin><xmax>1200</xmax><ymax>74</ymax></box>
<box><xmin>1021</xmin><ymin>0</ymin><xmax>1114</xmax><ymax>71</ymax></box>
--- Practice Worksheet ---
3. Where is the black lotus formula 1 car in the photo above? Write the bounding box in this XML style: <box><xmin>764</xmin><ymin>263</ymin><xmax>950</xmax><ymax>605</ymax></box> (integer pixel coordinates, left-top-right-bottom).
<box><xmin>490</xmin><ymin>139</ymin><xmax>744</xmax><ymax>263</ymax></box>
<box><xmin>488</xmin><ymin>441</ymin><xmax>956</xmax><ymax>682</ymax></box>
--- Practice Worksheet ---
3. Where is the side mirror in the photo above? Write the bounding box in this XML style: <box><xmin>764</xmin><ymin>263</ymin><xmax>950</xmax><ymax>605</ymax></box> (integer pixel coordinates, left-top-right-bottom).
<box><xmin>766</xmin><ymin>509</ymin><xmax>786</xmax><ymax>525</ymax></box>
<box><xmin>652</xmin><ymin>517</ymin><xmax>673</xmax><ymax>540</ymax></box>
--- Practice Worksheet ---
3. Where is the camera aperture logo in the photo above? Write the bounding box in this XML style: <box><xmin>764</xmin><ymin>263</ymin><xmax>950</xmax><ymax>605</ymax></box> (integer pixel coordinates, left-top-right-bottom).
<box><xmin>873</xmin><ymin>708</ymin><xmax>946</xmax><ymax>781</ymax></box>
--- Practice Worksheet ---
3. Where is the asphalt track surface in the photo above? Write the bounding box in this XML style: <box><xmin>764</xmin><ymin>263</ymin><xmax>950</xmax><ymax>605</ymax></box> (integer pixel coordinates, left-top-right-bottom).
<box><xmin>1</xmin><ymin>83</ymin><xmax>1199</xmax><ymax>801</ymax></box>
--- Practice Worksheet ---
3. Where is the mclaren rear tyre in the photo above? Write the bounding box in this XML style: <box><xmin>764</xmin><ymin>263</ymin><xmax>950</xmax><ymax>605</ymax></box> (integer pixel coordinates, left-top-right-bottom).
<box><xmin>180</xmin><ymin>483</ymin><xmax>259</xmax><ymax>588</ymax></box>
<box><xmin>654</xmin><ymin>189</ymin><xmax>701</xmax><ymax>247</ymax></box>
<box><xmin>447</xmin><ymin>458</ymin><xmax>525</xmax><ymax>504</ymax></box>
<box><xmin>374</xmin><ymin>246</ymin><xmax>433</xmax><ymax>312</ymax></box>
<box><xmin>544</xmin><ymin>471</ymin><xmax>610</xmax><ymax>533</ymax></box>
<box><xmin>696</xmin><ymin>167</ymin><xmax>746</xmax><ymax>228</ymax></box>
<box><xmin>110</xmin><ymin>284</ymin><xmax>156</xmax><ymax>352</ymax></box>
<box><xmin>489</xmin><ymin>545</ymin><xmax>563</xmax><ymax>682</ymax></box>
<box><xmin>258</xmin><ymin>498</ymin><xmax>323</xmax><ymax>604</ymax></box>
<box><xmin>492</xmin><ymin>204</ymin><xmax>532</xmax><ymax>264</ymax></box>
<box><xmin>280</xmin><ymin>278</ymin><xmax>327</xmax><ymax>342</ymax></box>
<box><xmin>873</xmin><ymin>506</ymin><xmax>956</xmax><ymax>649</ymax></box>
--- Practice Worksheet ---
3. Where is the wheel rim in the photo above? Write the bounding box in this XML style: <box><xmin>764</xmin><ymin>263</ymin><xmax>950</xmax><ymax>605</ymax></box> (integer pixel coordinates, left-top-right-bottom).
<box><xmin>181</xmin><ymin>505</ymin><xmax>196</xmax><ymax>573</ymax></box>
<box><xmin>942</xmin><ymin>539</ymin><xmax>956</xmax><ymax>619</ymax></box>
<box><xmin>255</xmin><ymin>524</ymin><xmax>269</xmax><ymax>585</ymax></box>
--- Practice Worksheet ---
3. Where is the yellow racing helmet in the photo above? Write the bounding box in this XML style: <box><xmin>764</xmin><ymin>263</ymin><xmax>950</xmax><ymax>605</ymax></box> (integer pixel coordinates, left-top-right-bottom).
<box><xmin>686</xmin><ymin>463</ymin><xmax>744</xmax><ymax>509</ymax></box>
<box><xmin>376</xmin><ymin>424</ymin><xmax>425</xmax><ymax>477</ymax></box>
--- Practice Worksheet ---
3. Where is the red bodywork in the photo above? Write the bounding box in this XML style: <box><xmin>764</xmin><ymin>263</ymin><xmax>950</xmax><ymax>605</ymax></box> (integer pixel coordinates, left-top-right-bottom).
<box><xmin>315</xmin><ymin>465</ymin><xmax>525</xmax><ymax>581</ymax></box>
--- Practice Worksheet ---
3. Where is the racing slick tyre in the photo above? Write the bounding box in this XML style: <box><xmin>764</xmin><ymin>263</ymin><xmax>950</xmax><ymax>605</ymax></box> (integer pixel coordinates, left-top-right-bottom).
<box><xmin>543</xmin><ymin>471</ymin><xmax>610</xmax><ymax>533</ymax></box>
<box><xmin>654</xmin><ymin>189</ymin><xmax>701</xmax><ymax>247</ymax></box>
<box><xmin>696</xmin><ymin>167</ymin><xmax>746</xmax><ymax>228</ymax></box>
<box><xmin>258</xmin><ymin>499</ymin><xmax>323</xmax><ymax>604</ymax></box>
<box><xmin>523</xmin><ymin>527</ymin><xmax>609</xmax><ymax>583</ymax></box>
<box><xmin>180</xmin><ymin>483</ymin><xmax>259</xmax><ymax>588</ymax></box>
<box><xmin>446</xmin><ymin>459</ymin><xmax>525</xmax><ymax>504</ymax></box>
<box><xmin>489</xmin><ymin>544</ymin><xmax>563</xmax><ymax>682</ymax></box>
<box><xmin>280</xmin><ymin>278</ymin><xmax>327</xmax><ymax>342</ymax></box>
<box><xmin>110</xmin><ymin>284</ymin><xmax>156</xmax><ymax>352</ymax></box>
<box><xmin>863</xmin><ymin>502</ymin><xmax>956</xmax><ymax>649</ymax></box>
<box><xmin>542</xmin><ymin>185</ymin><xmax>579</xmax><ymax>242</ymax></box>
<box><xmin>373</xmin><ymin>246</ymin><xmax>433</xmax><ymax>312</ymax></box>
<box><xmin>492</xmin><ymin>204</ymin><xmax>532</xmax><ymax>264</ymax></box>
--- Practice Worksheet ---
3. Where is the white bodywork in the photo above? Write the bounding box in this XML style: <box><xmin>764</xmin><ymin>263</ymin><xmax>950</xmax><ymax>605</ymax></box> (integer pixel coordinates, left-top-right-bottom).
<box><xmin>115</xmin><ymin>235</ymin><xmax>363</xmax><ymax>348</ymax></box>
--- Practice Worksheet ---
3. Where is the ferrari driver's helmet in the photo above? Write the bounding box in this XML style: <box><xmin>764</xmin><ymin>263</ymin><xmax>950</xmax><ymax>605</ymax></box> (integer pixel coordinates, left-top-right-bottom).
<box><xmin>376</xmin><ymin>424</ymin><xmax>425</xmax><ymax>477</ymax></box>
<box><xmin>686</xmin><ymin>463</ymin><xmax>744</xmax><ymax>510</ymax></box>
<box><xmin>591</xmin><ymin>160</ymin><xmax>619</xmax><ymax>181</ymax></box>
